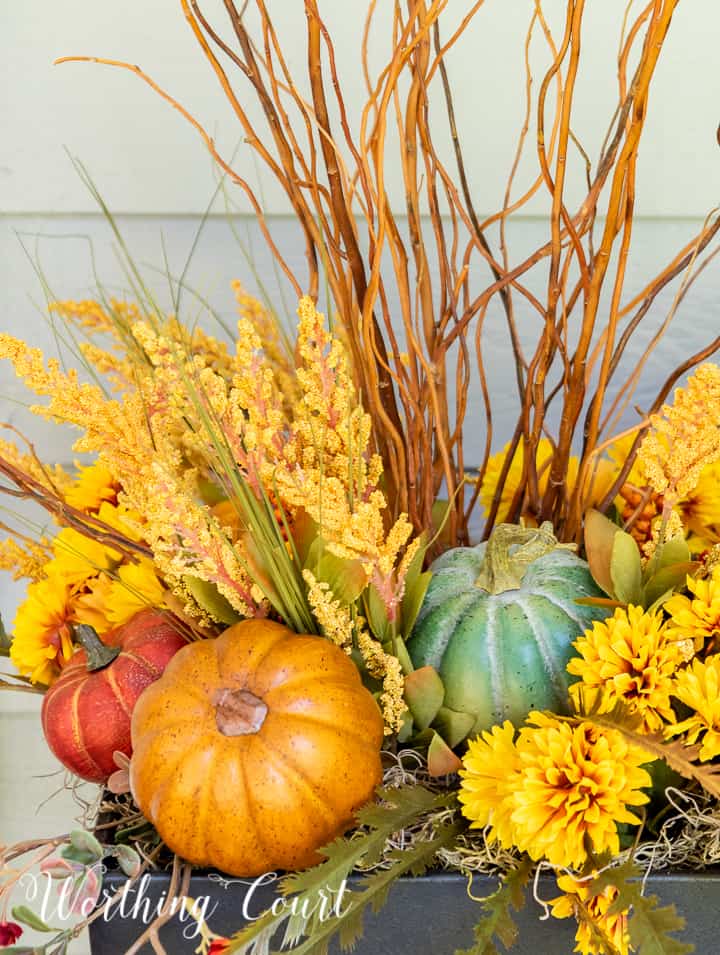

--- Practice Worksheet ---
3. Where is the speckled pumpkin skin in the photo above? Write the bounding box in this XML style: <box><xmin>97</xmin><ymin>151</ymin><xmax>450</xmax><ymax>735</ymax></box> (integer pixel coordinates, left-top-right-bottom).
<box><xmin>409</xmin><ymin>545</ymin><xmax>607</xmax><ymax>735</ymax></box>
<box><xmin>130</xmin><ymin>619</ymin><xmax>385</xmax><ymax>877</ymax></box>
<box><xmin>41</xmin><ymin>610</ymin><xmax>188</xmax><ymax>783</ymax></box>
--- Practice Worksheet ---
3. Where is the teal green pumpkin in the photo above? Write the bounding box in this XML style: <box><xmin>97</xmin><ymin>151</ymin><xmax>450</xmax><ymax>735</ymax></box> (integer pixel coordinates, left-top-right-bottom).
<box><xmin>409</xmin><ymin>522</ymin><xmax>607</xmax><ymax>736</ymax></box>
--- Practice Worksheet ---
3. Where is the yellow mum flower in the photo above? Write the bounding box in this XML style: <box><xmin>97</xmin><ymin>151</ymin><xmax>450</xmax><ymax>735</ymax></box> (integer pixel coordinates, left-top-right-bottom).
<box><xmin>512</xmin><ymin>714</ymin><xmax>651</xmax><ymax>868</ymax></box>
<box><xmin>550</xmin><ymin>874</ymin><xmax>630</xmax><ymax>955</ymax></box>
<box><xmin>665</xmin><ymin>570</ymin><xmax>720</xmax><ymax>651</ymax></box>
<box><xmin>106</xmin><ymin>558</ymin><xmax>165</xmax><ymax>627</ymax></box>
<box><xmin>45</xmin><ymin>527</ymin><xmax>116</xmax><ymax>585</ymax></box>
<box><xmin>479</xmin><ymin>439</ymin><xmax>567</xmax><ymax>521</ymax></box>
<box><xmin>460</xmin><ymin>714</ymin><xmax>651</xmax><ymax>869</ymax></box>
<box><xmin>459</xmin><ymin>721</ymin><xmax>522</xmax><ymax>848</ymax></box>
<box><xmin>480</xmin><ymin>440</ymin><xmax>618</xmax><ymax>521</ymax></box>
<box><xmin>667</xmin><ymin>656</ymin><xmax>720</xmax><ymax>760</ymax></box>
<box><xmin>65</xmin><ymin>461</ymin><xmax>119</xmax><ymax>512</ymax></box>
<box><xmin>567</xmin><ymin>606</ymin><xmax>682</xmax><ymax>733</ymax></box>
<box><xmin>10</xmin><ymin>577</ymin><xmax>77</xmax><ymax>684</ymax></box>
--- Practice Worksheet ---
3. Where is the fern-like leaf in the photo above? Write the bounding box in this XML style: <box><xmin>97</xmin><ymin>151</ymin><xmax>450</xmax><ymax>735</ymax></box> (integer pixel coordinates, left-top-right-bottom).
<box><xmin>223</xmin><ymin>785</ymin><xmax>455</xmax><ymax>955</ymax></box>
<box><xmin>591</xmin><ymin>861</ymin><xmax>693</xmax><ymax>955</ymax></box>
<box><xmin>627</xmin><ymin>896</ymin><xmax>693</xmax><ymax>955</ymax></box>
<box><xmin>277</xmin><ymin>820</ymin><xmax>463</xmax><ymax>955</ymax></box>
<box><xmin>454</xmin><ymin>858</ymin><xmax>532</xmax><ymax>955</ymax></box>
<box><xmin>572</xmin><ymin>694</ymin><xmax>720</xmax><ymax>799</ymax></box>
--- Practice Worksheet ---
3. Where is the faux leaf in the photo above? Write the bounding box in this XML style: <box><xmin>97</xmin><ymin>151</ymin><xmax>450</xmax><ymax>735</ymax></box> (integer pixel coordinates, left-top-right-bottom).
<box><xmin>586</xmin><ymin>861</ymin><xmax>692</xmax><ymax>955</ymax></box>
<box><xmin>114</xmin><ymin>844</ymin><xmax>142</xmax><ymax>878</ymax></box>
<box><xmin>11</xmin><ymin>905</ymin><xmax>55</xmax><ymax>932</ymax></box>
<box><xmin>610</xmin><ymin>531</ymin><xmax>643</xmax><ymax>605</ymax></box>
<box><xmin>584</xmin><ymin>508</ymin><xmax>621</xmax><ymax>597</ymax></box>
<box><xmin>434</xmin><ymin>706</ymin><xmax>476</xmax><ymax>748</ymax></box>
<box><xmin>184</xmin><ymin>576</ymin><xmax>242</xmax><ymax>626</ymax></box>
<box><xmin>653</xmin><ymin>535</ymin><xmax>691</xmax><ymax>571</ymax></box>
<box><xmin>61</xmin><ymin>830</ymin><xmax>104</xmax><ymax>866</ymax></box>
<box><xmin>311</xmin><ymin>549</ymin><xmax>368</xmax><ymax>605</ymax></box>
<box><xmin>401</xmin><ymin>570</ymin><xmax>432</xmax><ymax>640</ymax></box>
<box><xmin>427</xmin><ymin>731</ymin><xmax>463</xmax><ymax>776</ymax></box>
<box><xmin>643</xmin><ymin>563</ymin><xmax>699</xmax><ymax>610</ymax></box>
<box><xmin>223</xmin><ymin>785</ymin><xmax>455</xmax><ymax>955</ymax></box>
<box><xmin>455</xmin><ymin>858</ymin><xmax>532</xmax><ymax>955</ymax></box>
<box><xmin>404</xmin><ymin>666</ymin><xmax>445</xmax><ymax>731</ymax></box>
<box><xmin>577</xmin><ymin>696</ymin><xmax>720</xmax><ymax>800</ymax></box>
<box><xmin>363</xmin><ymin>584</ymin><xmax>391</xmax><ymax>643</ymax></box>
<box><xmin>278</xmin><ymin>821</ymin><xmax>463</xmax><ymax>955</ymax></box>
<box><xmin>0</xmin><ymin>613</ymin><xmax>10</xmax><ymax>655</ymax></box>
<box><xmin>627</xmin><ymin>896</ymin><xmax>692</xmax><ymax>955</ymax></box>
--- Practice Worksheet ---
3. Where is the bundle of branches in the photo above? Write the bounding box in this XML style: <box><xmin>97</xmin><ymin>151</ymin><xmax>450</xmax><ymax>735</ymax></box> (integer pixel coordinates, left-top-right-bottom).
<box><xmin>57</xmin><ymin>0</ymin><xmax>720</xmax><ymax>546</ymax></box>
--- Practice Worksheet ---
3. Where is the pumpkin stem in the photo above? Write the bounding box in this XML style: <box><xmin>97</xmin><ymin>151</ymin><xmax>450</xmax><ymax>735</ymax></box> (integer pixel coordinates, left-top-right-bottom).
<box><xmin>74</xmin><ymin>624</ymin><xmax>121</xmax><ymax>672</ymax></box>
<box><xmin>475</xmin><ymin>522</ymin><xmax>575</xmax><ymax>594</ymax></box>
<box><xmin>213</xmin><ymin>688</ymin><xmax>268</xmax><ymax>736</ymax></box>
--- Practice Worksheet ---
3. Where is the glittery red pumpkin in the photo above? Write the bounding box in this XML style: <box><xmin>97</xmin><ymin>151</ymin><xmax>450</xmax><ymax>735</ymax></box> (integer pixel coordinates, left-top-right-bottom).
<box><xmin>41</xmin><ymin>609</ymin><xmax>187</xmax><ymax>783</ymax></box>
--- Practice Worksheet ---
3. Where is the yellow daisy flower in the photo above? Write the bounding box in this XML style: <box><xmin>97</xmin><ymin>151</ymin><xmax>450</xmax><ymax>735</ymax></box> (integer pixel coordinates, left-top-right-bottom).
<box><xmin>458</xmin><ymin>722</ymin><xmax>522</xmax><ymax>848</ymax></box>
<box><xmin>96</xmin><ymin>501</ymin><xmax>145</xmax><ymax>544</ymax></box>
<box><xmin>550</xmin><ymin>874</ymin><xmax>630</xmax><ymax>955</ymax></box>
<box><xmin>106</xmin><ymin>558</ymin><xmax>165</xmax><ymax>627</ymax></box>
<box><xmin>72</xmin><ymin>573</ymin><xmax>116</xmax><ymax>634</ymax></box>
<box><xmin>668</xmin><ymin>656</ymin><xmax>720</xmax><ymax>760</ymax></box>
<box><xmin>10</xmin><ymin>576</ymin><xmax>77</xmax><ymax>684</ymax></box>
<box><xmin>65</xmin><ymin>460</ymin><xmax>119</xmax><ymax>512</ymax></box>
<box><xmin>567</xmin><ymin>606</ymin><xmax>682</xmax><ymax>733</ymax></box>
<box><xmin>44</xmin><ymin>527</ymin><xmax>117</xmax><ymax>586</ymax></box>
<box><xmin>665</xmin><ymin>570</ymin><xmax>720</xmax><ymax>651</ymax></box>
<box><xmin>681</xmin><ymin>459</ymin><xmax>720</xmax><ymax>536</ymax></box>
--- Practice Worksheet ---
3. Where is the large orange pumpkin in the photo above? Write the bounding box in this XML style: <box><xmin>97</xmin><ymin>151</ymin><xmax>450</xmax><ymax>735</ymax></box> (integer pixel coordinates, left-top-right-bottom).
<box><xmin>130</xmin><ymin>619</ymin><xmax>385</xmax><ymax>876</ymax></box>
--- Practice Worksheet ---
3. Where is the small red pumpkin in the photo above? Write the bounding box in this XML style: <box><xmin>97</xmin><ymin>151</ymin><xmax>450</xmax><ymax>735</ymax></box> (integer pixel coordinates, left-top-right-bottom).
<box><xmin>41</xmin><ymin>609</ymin><xmax>187</xmax><ymax>783</ymax></box>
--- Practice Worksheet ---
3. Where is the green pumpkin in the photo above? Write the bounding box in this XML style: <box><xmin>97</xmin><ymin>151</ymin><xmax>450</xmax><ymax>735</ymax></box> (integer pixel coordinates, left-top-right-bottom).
<box><xmin>409</xmin><ymin>522</ymin><xmax>607</xmax><ymax>736</ymax></box>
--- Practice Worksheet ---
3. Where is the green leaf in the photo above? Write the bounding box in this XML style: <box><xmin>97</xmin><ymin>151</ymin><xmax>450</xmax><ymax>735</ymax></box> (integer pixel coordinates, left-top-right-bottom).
<box><xmin>455</xmin><ymin>859</ymin><xmax>532</xmax><ymax>955</ymax></box>
<box><xmin>427</xmin><ymin>731</ymin><xmax>463</xmax><ymax>776</ymax></box>
<box><xmin>434</xmin><ymin>706</ymin><xmax>477</xmax><ymax>748</ymax></box>
<box><xmin>61</xmin><ymin>829</ymin><xmax>103</xmax><ymax>866</ymax></box>
<box><xmin>584</xmin><ymin>508</ymin><xmax>621</xmax><ymax>597</ymax></box>
<box><xmin>0</xmin><ymin>613</ymin><xmax>11</xmax><ymax>655</ymax></box>
<box><xmin>281</xmin><ymin>821</ymin><xmax>463</xmax><ymax>955</ymax></box>
<box><xmin>311</xmin><ymin>550</ymin><xmax>368</xmax><ymax>605</ymax></box>
<box><xmin>404</xmin><ymin>666</ymin><xmax>445</xmax><ymax>732</ymax></box>
<box><xmin>643</xmin><ymin>563</ymin><xmax>699</xmax><ymax>609</ymax></box>
<box><xmin>400</xmin><ymin>533</ymin><xmax>431</xmax><ymax>638</ymax></box>
<box><xmin>11</xmin><ymin>905</ymin><xmax>55</xmax><ymax>932</ymax></box>
<box><xmin>223</xmin><ymin>784</ymin><xmax>455</xmax><ymax>955</ymax></box>
<box><xmin>627</xmin><ymin>896</ymin><xmax>693</xmax><ymax>955</ymax></box>
<box><xmin>184</xmin><ymin>576</ymin><xmax>242</xmax><ymax>626</ymax></box>
<box><xmin>114</xmin><ymin>844</ymin><xmax>142</xmax><ymax>878</ymax></box>
<box><xmin>610</xmin><ymin>531</ymin><xmax>643</xmax><ymax>605</ymax></box>
<box><xmin>363</xmin><ymin>584</ymin><xmax>391</xmax><ymax>643</ymax></box>
<box><xmin>654</xmin><ymin>535</ymin><xmax>691</xmax><ymax>570</ymax></box>
<box><xmin>401</xmin><ymin>570</ymin><xmax>432</xmax><ymax>640</ymax></box>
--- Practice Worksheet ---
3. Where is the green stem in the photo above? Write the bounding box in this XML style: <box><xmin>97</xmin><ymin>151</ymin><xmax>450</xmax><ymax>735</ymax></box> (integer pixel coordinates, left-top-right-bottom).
<box><xmin>474</xmin><ymin>521</ymin><xmax>572</xmax><ymax>594</ymax></box>
<box><xmin>74</xmin><ymin>625</ymin><xmax>120</xmax><ymax>672</ymax></box>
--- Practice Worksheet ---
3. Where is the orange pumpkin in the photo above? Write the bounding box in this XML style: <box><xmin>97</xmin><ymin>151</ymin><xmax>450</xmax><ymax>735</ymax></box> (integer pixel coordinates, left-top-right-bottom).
<box><xmin>130</xmin><ymin>619</ymin><xmax>385</xmax><ymax>876</ymax></box>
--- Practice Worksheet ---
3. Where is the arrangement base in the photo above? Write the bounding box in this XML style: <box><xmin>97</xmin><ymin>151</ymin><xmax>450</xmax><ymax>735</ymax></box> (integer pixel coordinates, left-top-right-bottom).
<box><xmin>88</xmin><ymin>869</ymin><xmax>720</xmax><ymax>954</ymax></box>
